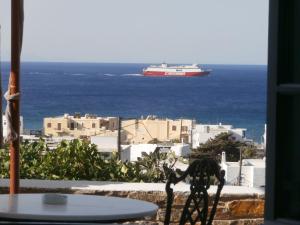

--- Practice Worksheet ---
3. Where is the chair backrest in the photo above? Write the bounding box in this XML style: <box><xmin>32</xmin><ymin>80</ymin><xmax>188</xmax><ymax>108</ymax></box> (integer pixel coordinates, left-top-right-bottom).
<box><xmin>164</xmin><ymin>158</ymin><xmax>225</xmax><ymax>225</ymax></box>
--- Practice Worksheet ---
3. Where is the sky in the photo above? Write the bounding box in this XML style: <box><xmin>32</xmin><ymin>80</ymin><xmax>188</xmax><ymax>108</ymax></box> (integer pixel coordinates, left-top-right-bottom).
<box><xmin>0</xmin><ymin>0</ymin><xmax>269</xmax><ymax>64</ymax></box>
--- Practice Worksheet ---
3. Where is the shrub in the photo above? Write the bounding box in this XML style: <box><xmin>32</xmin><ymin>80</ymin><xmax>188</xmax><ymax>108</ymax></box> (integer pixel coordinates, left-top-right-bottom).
<box><xmin>0</xmin><ymin>139</ymin><xmax>183</xmax><ymax>182</ymax></box>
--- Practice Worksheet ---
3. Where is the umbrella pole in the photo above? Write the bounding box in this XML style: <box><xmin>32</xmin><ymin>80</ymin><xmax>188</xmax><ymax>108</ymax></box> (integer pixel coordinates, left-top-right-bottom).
<box><xmin>9</xmin><ymin>0</ymin><xmax>22</xmax><ymax>194</ymax></box>
<box><xmin>0</xmin><ymin>26</ymin><xmax>3</xmax><ymax>149</ymax></box>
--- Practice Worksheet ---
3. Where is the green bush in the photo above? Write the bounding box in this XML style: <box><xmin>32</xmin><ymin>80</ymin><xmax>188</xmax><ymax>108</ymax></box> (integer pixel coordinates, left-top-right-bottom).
<box><xmin>0</xmin><ymin>146</ymin><xmax>9</xmax><ymax>179</ymax></box>
<box><xmin>0</xmin><ymin>139</ymin><xmax>183</xmax><ymax>182</ymax></box>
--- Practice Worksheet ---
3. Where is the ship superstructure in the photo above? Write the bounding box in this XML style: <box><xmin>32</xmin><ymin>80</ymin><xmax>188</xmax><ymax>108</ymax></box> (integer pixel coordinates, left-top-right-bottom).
<box><xmin>143</xmin><ymin>63</ymin><xmax>210</xmax><ymax>77</ymax></box>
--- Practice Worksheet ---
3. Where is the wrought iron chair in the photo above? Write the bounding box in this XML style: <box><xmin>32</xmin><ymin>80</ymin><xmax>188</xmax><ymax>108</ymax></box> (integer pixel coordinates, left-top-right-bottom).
<box><xmin>164</xmin><ymin>158</ymin><xmax>225</xmax><ymax>225</ymax></box>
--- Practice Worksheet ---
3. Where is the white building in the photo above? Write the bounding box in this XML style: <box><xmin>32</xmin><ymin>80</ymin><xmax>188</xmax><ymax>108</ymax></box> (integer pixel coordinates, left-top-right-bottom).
<box><xmin>121</xmin><ymin>143</ymin><xmax>190</xmax><ymax>162</ymax></box>
<box><xmin>3</xmin><ymin>115</ymin><xmax>24</xmax><ymax>138</ymax></box>
<box><xmin>21</xmin><ymin>135</ymin><xmax>40</xmax><ymax>143</ymax></box>
<box><xmin>192</xmin><ymin>123</ymin><xmax>247</xmax><ymax>148</ymax></box>
<box><xmin>262</xmin><ymin>124</ymin><xmax>267</xmax><ymax>150</ymax></box>
<box><xmin>21</xmin><ymin>135</ymin><xmax>76</xmax><ymax>150</ymax></box>
<box><xmin>220</xmin><ymin>152</ymin><xmax>265</xmax><ymax>188</ymax></box>
<box><xmin>90</xmin><ymin>135</ymin><xmax>118</xmax><ymax>153</ymax></box>
<box><xmin>170</xmin><ymin>143</ymin><xmax>190</xmax><ymax>157</ymax></box>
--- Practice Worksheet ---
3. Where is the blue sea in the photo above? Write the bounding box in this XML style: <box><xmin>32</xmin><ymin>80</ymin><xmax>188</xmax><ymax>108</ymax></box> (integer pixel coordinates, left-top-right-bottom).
<box><xmin>1</xmin><ymin>62</ymin><xmax>267</xmax><ymax>142</ymax></box>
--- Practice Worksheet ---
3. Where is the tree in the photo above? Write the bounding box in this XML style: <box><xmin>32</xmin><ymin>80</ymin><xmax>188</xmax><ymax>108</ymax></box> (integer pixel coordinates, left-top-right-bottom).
<box><xmin>191</xmin><ymin>133</ymin><xmax>258</xmax><ymax>162</ymax></box>
<box><xmin>136</xmin><ymin>148</ymin><xmax>186</xmax><ymax>182</ymax></box>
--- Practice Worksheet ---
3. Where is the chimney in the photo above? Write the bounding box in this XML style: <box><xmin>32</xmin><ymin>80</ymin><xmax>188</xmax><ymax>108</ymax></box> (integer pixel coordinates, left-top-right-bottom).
<box><xmin>221</xmin><ymin>151</ymin><xmax>226</xmax><ymax>163</ymax></box>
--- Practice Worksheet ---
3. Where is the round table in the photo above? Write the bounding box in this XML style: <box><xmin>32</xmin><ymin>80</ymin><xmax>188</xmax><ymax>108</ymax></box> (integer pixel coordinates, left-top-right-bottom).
<box><xmin>0</xmin><ymin>194</ymin><xmax>158</xmax><ymax>222</ymax></box>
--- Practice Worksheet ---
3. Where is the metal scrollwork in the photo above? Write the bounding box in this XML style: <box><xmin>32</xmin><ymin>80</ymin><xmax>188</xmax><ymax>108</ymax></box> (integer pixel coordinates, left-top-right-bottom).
<box><xmin>164</xmin><ymin>158</ymin><xmax>225</xmax><ymax>225</ymax></box>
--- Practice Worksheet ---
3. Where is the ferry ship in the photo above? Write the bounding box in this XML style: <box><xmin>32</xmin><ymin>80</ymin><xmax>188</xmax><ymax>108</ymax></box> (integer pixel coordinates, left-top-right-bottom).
<box><xmin>143</xmin><ymin>63</ymin><xmax>210</xmax><ymax>77</ymax></box>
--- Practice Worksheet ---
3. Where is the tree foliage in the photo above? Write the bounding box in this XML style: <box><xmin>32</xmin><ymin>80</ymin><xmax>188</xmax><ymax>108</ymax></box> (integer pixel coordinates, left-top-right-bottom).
<box><xmin>136</xmin><ymin>148</ymin><xmax>185</xmax><ymax>182</ymax></box>
<box><xmin>147</xmin><ymin>138</ymin><xmax>161</xmax><ymax>144</ymax></box>
<box><xmin>191</xmin><ymin>133</ymin><xmax>258</xmax><ymax>162</ymax></box>
<box><xmin>0</xmin><ymin>139</ymin><xmax>184</xmax><ymax>182</ymax></box>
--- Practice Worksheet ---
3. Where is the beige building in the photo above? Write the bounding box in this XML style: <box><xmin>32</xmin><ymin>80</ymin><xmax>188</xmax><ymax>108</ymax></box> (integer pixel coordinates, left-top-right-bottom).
<box><xmin>121</xmin><ymin>116</ymin><xmax>194</xmax><ymax>144</ymax></box>
<box><xmin>44</xmin><ymin>113</ymin><xmax>119</xmax><ymax>138</ymax></box>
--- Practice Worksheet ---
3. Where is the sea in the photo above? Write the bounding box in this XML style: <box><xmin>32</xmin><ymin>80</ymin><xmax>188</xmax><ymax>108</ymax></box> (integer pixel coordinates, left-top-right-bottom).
<box><xmin>0</xmin><ymin>62</ymin><xmax>267</xmax><ymax>142</ymax></box>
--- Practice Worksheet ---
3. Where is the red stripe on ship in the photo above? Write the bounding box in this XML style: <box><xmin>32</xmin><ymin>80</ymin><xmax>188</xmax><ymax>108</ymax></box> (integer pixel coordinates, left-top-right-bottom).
<box><xmin>143</xmin><ymin>71</ymin><xmax>210</xmax><ymax>77</ymax></box>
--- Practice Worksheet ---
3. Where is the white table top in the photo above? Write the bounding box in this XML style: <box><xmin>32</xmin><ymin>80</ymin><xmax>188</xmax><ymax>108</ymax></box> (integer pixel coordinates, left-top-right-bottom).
<box><xmin>0</xmin><ymin>194</ymin><xmax>158</xmax><ymax>222</ymax></box>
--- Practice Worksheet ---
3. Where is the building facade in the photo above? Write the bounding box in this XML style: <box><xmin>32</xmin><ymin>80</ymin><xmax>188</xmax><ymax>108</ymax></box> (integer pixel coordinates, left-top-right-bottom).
<box><xmin>121</xmin><ymin>116</ymin><xmax>194</xmax><ymax>144</ymax></box>
<box><xmin>44</xmin><ymin>114</ymin><xmax>118</xmax><ymax>138</ymax></box>
<box><xmin>3</xmin><ymin>115</ymin><xmax>24</xmax><ymax>138</ymax></box>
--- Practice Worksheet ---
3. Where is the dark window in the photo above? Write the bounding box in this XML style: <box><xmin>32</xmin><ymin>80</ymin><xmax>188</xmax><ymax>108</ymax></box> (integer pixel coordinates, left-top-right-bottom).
<box><xmin>172</xmin><ymin>126</ymin><xmax>176</xmax><ymax>131</ymax></box>
<box><xmin>92</xmin><ymin>123</ymin><xmax>96</xmax><ymax>128</ymax></box>
<box><xmin>47</xmin><ymin>123</ymin><xmax>51</xmax><ymax>128</ymax></box>
<box><xmin>182</xmin><ymin>126</ymin><xmax>188</xmax><ymax>132</ymax></box>
<box><xmin>276</xmin><ymin>95</ymin><xmax>300</xmax><ymax>220</ymax></box>
<box><xmin>70</xmin><ymin>122</ymin><xmax>75</xmax><ymax>130</ymax></box>
<box><xmin>57</xmin><ymin>123</ymin><xmax>61</xmax><ymax>130</ymax></box>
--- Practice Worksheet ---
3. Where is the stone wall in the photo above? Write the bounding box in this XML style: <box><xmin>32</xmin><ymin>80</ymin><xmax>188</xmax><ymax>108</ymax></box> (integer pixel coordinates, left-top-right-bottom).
<box><xmin>0</xmin><ymin>180</ymin><xmax>264</xmax><ymax>224</ymax></box>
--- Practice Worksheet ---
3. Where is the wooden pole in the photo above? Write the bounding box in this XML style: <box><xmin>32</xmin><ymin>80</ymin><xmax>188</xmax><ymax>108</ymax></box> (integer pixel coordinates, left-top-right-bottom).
<box><xmin>117</xmin><ymin>117</ymin><xmax>121</xmax><ymax>160</ymax></box>
<box><xmin>10</xmin><ymin>0</ymin><xmax>22</xmax><ymax>194</ymax></box>
<box><xmin>179</xmin><ymin>119</ymin><xmax>182</xmax><ymax>142</ymax></box>
<box><xmin>238</xmin><ymin>147</ymin><xmax>242</xmax><ymax>186</ymax></box>
<box><xmin>0</xmin><ymin>25</ymin><xmax>3</xmax><ymax>148</ymax></box>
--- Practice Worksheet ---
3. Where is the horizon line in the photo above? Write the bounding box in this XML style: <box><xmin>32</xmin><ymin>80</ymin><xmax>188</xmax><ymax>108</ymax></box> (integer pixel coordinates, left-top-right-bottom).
<box><xmin>1</xmin><ymin>60</ymin><xmax>268</xmax><ymax>66</ymax></box>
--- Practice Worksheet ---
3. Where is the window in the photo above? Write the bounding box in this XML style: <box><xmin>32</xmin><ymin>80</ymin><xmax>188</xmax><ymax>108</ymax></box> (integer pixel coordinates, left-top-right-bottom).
<box><xmin>265</xmin><ymin>0</ymin><xmax>300</xmax><ymax>223</ymax></box>
<box><xmin>0</xmin><ymin>0</ymin><xmax>274</xmax><ymax>223</ymax></box>
<box><xmin>70</xmin><ymin>122</ymin><xmax>75</xmax><ymax>130</ymax></box>
<box><xmin>47</xmin><ymin>123</ymin><xmax>51</xmax><ymax>128</ymax></box>
<box><xmin>182</xmin><ymin>126</ymin><xmax>188</xmax><ymax>132</ymax></box>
